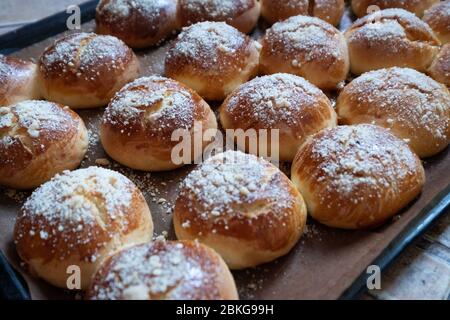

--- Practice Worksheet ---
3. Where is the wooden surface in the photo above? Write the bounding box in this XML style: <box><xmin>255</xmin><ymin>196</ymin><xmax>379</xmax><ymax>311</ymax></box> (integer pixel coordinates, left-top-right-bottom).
<box><xmin>0</xmin><ymin>0</ymin><xmax>449</xmax><ymax>300</ymax></box>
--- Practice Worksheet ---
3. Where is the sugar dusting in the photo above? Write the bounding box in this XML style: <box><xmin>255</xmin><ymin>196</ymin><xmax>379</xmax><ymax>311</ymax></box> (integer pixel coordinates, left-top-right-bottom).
<box><xmin>166</xmin><ymin>21</ymin><xmax>247</xmax><ymax>70</ymax></box>
<box><xmin>341</xmin><ymin>67</ymin><xmax>450</xmax><ymax>143</ymax></box>
<box><xmin>225</xmin><ymin>73</ymin><xmax>327</xmax><ymax>127</ymax></box>
<box><xmin>265</xmin><ymin>15</ymin><xmax>343</xmax><ymax>61</ymax></box>
<box><xmin>180</xmin><ymin>150</ymin><xmax>294</xmax><ymax>221</ymax></box>
<box><xmin>309</xmin><ymin>125</ymin><xmax>421</xmax><ymax>203</ymax></box>
<box><xmin>89</xmin><ymin>240</ymin><xmax>223</xmax><ymax>300</ymax></box>
<box><xmin>103</xmin><ymin>76</ymin><xmax>195</xmax><ymax>131</ymax></box>
<box><xmin>0</xmin><ymin>101</ymin><xmax>74</xmax><ymax>150</ymax></box>
<box><xmin>15</xmin><ymin>167</ymin><xmax>135</xmax><ymax>260</ymax></box>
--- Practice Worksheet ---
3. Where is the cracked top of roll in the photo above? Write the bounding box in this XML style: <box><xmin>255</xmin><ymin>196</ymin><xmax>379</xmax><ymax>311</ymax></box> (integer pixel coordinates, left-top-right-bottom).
<box><xmin>14</xmin><ymin>166</ymin><xmax>144</xmax><ymax>262</ymax></box>
<box><xmin>87</xmin><ymin>240</ymin><xmax>236</xmax><ymax>300</ymax></box>
<box><xmin>165</xmin><ymin>21</ymin><xmax>258</xmax><ymax>79</ymax></box>
<box><xmin>346</xmin><ymin>8</ymin><xmax>439</xmax><ymax>45</ymax></box>
<box><xmin>0</xmin><ymin>100</ymin><xmax>81</xmax><ymax>171</ymax></box>
<box><xmin>39</xmin><ymin>32</ymin><xmax>136</xmax><ymax>85</ymax></box>
<box><xmin>102</xmin><ymin>76</ymin><xmax>210</xmax><ymax>141</ymax></box>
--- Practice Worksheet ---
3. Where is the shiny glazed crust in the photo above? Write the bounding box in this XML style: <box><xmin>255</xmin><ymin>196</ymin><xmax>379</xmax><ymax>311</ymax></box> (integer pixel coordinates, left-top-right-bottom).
<box><xmin>291</xmin><ymin>124</ymin><xmax>425</xmax><ymax>229</ymax></box>
<box><xmin>87</xmin><ymin>240</ymin><xmax>238</xmax><ymax>300</ymax></box>
<box><xmin>174</xmin><ymin>150</ymin><xmax>307</xmax><ymax>269</ymax></box>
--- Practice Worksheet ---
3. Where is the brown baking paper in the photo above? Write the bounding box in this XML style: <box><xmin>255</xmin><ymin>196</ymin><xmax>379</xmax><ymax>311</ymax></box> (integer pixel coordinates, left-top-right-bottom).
<box><xmin>1</xmin><ymin>7</ymin><xmax>449</xmax><ymax>300</ymax></box>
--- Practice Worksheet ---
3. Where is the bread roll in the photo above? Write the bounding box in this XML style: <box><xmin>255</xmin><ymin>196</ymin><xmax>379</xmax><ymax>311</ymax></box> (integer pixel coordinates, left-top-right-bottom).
<box><xmin>0</xmin><ymin>55</ymin><xmax>41</xmax><ymax>106</ymax></box>
<box><xmin>96</xmin><ymin>0</ymin><xmax>178</xmax><ymax>48</ymax></box>
<box><xmin>38</xmin><ymin>32</ymin><xmax>140</xmax><ymax>109</ymax></box>
<box><xmin>423</xmin><ymin>1</ymin><xmax>450</xmax><ymax>44</ymax></box>
<box><xmin>177</xmin><ymin>0</ymin><xmax>260</xmax><ymax>34</ymax></box>
<box><xmin>428</xmin><ymin>44</ymin><xmax>450</xmax><ymax>86</ymax></box>
<box><xmin>87</xmin><ymin>240</ymin><xmax>238</xmax><ymax>300</ymax></box>
<box><xmin>220</xmin><ymin>73</ymin><xmax>337</xmax><ymax>161</ymax></box>
<box><xmin>351</xmin><ymin>0</ymin><xmax>439</xmax><ymax>18</ymax></box>
<box><xmin>14</xmin><ymin>166</ymin><xmax>153</xmax><ymax>290</ymax></box>
<box><xmin>336</xmin><ymin>67</ymin><xmax>450</xmax><ymax>158</ymax></box>
<box><xmin>165</xmin><ymin>21</ymin><xmax>260</xmax><ymax>101</ymax></box>
<box><xmin>345</xmin><ymin>8</ymin><xmax>440</xmax><ymax>75</ymax></box>
<box><xmin>173</xmin><ymin>150</ymin><xmax>307</xmax><ymax>269</ymax></box>
<box><xmin>291</xmin><ymin>124</ymin><xmax>425</xmax><ymax>229</ymax></box>
<box><xmin>260</xmin><ymin>0</ymin><xmax>345</xmax><ymax>26</ymax></box>
<box><xmin>259</xmin><ymin>15</ymin><xmax>349</xmax><ymax>90</ymax></box>
<box><xmin>0</xmin><ymin>100</ymin><xmax>88</xmax><ymax>189</ymax></box>
<box><xmin>100</xmin><ymin>76</ymin><xmax>217</xmax><ymax>171</ymax></box>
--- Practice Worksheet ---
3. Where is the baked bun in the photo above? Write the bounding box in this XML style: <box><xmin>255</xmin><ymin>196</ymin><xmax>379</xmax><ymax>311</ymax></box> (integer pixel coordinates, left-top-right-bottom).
<box><xmin>87</xmin><ymin>240</ymin><xmax>238</xmax><ymax>300</ymax></box>
<box><xmin>38</xmin><ymin>32</ymin><xmax>140</xmax><ymax>109</ymax></box>
<box><xmin>96</xmin><ymin>0</ymin><xmax>178</xmax><ymax>48</ymax></box>
<box><xmin>14</xmin><ymin>166</ymin><xmax>153</xmax><ymax>290</ymax></box>
<box><xmin>0</xmin><ymin>100</ymin><xmax>88</xmax><ymax>189</ymax></box>
<box><xmin>345</xmin><ymin>8</ymin><xmax>440</xmax><ymax>75</ymax></box>
<box><xmin>351</xmin><ymin>0</ymin><xmax>439</xmax><ymax>18</ymax></box>
<box><xmin>173</xmin><ymin>150</ymin><xmax>307</xmax><ymax>269</ymax></box>
<box><xmin>260</xmin><ymin>0</ymin><xmax>345</xmax><ymax>27</ymax></box>
<box><xmin>423</xmin><ymin>1</ymin><xmax>450</xmax><ymax>44</ymax></box>
<box><xmin>177</xmin><ymin>0</ymin><xmax>260</xmax><ymax>34</ymax></box>
<box><xmin>428</xmin><ymin>44</ymin><xmax>450</xmax><ymax>86</ymax></box>
<box><xmin>165</xmin><ymin>21</ymin><xmax>260</xmax><ymax>101</ymax></box>
<box><xmin>220</xmin><ymin>73</ymin><xmax>337</xmax><ymax>161</ymax></box>
<box><xmin>0</xmin><ymin>55</ymin><xmax>41</xmax><ymax>106</ymax></box>
<box><xmin>259</xmin><ymin>15</ymin><xmax>349</xmax><ymax>90</ymax></box>
<box><xmin>336</xmin><ymin>67</ymin><xmax>450</xmax><ymax>158</ymax></box>
<box><xmin>291</xmin><ymin>124</ymin><xmax>425</xmax><ymax>229</ymax></box>
<box><xmin>100</xmin><ymin>76</ymin><xmax>217</xmax><ymax>171</ymax></box>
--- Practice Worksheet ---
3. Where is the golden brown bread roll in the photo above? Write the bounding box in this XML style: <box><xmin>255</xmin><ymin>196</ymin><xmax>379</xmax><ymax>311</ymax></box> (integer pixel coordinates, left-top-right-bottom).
<box><xmin>423</xmin><ymin>0</ymin><xmax>450</xmax><ymax>44</ymax></box>
<box><xmin>0</xmin><ymin>55</ymin><xmax>41</xmax><ymax>106</ymax></box>
<box><xmin>220</xmin><ymin>73</ymin><xmax>337</xmax><ymax>161</ymax></box>
<box><xmin>38</xmin><ymin>32</ymin><xmax>140</xmax><ymax>109</ymax></box>
<box><xmin>345</xmin><ymin>8</ymin><xmax>440</xmax><ymax>75</ymax></box>
<box><xmin>0</xmin><ymin>100</ymin><xmax>88</xmax><ymax>189</ymax></box>
<box><xmin>100</xmin><ymin>76</ymin><xmax>217</xmax><ymax>171</ymax></box>
<box><xmin>14</xmin><ymin>166</ymin><xmax>153</xmax><ymax>290</ymax></box>
<box><xmin>428</xmin><ymin>44</ymin><xmax>450</xmax><ymax>86</ymax></box>
<box><xmin>351</xmin><ymin>0</ymin><xmax>439</xmax><ymax>18</ymax></box>
<box><xmin>336</xmin><ymin>67</ymin><xmax>450</xmax><ymax>158</ymax></box>
<box><xmin>291</xmin><ymin>124</ymin><xmax>425</xmax><ymax>229</ymax></box>
<box><xmin>260</xmin><ymin>0</ymin><xmax>345</xmax><ymax>27</ymax></box>
<box><xmin>96</xmin><ymin>0</ymin><xmax>178</xmax><ymax>48</ymax></box>
<box><xmin>87</xmin><ymin>240</ymin><xmax>238</xmax><ymax>300</ymax></box>
<box><xmin>259</xmin><ymin>15</ymin><xmax>349</xmax><ymax>90</ymax></box>
<box><xmin>173</xmin><ymin>150</ymin><xmax>307</xmax><ymax>269</ymax></box>
<box><xmin>177</xmin><ymin>0</ymin><xmax>260</xmax><ymax>34</ymax></box>
<box><xmin>165</xmin><ymin>21</ymin><xmax>260</xmax><ymax>101</ymax></box>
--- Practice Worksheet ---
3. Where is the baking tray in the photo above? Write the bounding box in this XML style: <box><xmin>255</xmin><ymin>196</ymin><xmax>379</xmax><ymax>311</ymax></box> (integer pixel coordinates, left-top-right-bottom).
<box><xmin>0</xmin><ymin>0</ymin><xmax>449</xmax><ymax>300</ymax></box>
